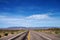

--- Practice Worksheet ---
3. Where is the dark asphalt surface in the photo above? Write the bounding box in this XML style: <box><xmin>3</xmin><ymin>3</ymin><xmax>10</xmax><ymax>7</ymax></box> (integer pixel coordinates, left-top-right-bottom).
<box><xmin>0</xmin><ymin>31</ymin><xmax>28</xmax><ymax>40</ymax></box>
<box><xmin>11</xmin><ymin>32</ymin><xmax>28</xmax><ymax>40</ymax></box>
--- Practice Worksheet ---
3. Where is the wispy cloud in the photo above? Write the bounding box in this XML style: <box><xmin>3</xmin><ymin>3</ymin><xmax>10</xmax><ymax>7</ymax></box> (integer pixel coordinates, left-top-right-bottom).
<box><xmin>0</xmin><ymin>14</ymin><xmax>60</xmax><ymax>28</ymax></box>
<box><xmin>26</xmin><ymin>14</ymin><xmax>51</xmax><ymax>20</ymax></box>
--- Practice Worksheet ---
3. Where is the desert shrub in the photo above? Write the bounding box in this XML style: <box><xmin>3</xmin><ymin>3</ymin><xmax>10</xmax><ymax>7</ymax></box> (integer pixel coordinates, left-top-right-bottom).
<box><xmin>0</xmin><ymin>35</ymin><xmax>1</xmax><ymax>38</ymax></box>
<box><xmin>11</xmin><ymin>32</ymin><xmax>14</xmax><ymax>34</ymax></box>
<box><xmin>4</xmin><ymin>32</ymin><xmax>8</xmax><ymax>36</ymax></box>
<box><xmin>55</xmin><ymin>31</ymin><xmax>59</xmax><ymax>34</ymax></box>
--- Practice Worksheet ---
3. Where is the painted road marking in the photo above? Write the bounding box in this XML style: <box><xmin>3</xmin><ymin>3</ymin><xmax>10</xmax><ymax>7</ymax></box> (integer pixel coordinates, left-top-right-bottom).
<box><xmin>27</xmin><ymin>31</ymin><xmax>30</xmax><ymax>40</ymax></box>
<box><xmin>38</xmin><ymin>33</ymin><xmax>52</xmax><ymax>40</ymax></box>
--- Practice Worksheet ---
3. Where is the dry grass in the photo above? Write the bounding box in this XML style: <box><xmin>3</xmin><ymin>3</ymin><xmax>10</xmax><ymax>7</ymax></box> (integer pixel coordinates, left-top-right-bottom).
<box><xmin>34</xmin><ymin>28</ymin><xmax>60</xmax><ymax>34</ymax></box>
<box><xmin>0</xmin><ymin>30</ymin><xmax>25</xmax><ymax>38</ymax></box>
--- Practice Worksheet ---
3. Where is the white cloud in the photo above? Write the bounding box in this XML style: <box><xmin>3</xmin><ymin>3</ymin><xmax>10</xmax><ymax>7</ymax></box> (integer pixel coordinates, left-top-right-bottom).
<box><xmin>26</xmin><ymin>14</ymin><xmax>50</xmax><ymax>19</ymax></box>
<box><xmin>0</xmin><ymin>14</ymin><xmax>60</xmax><ymax>28</ymax></box>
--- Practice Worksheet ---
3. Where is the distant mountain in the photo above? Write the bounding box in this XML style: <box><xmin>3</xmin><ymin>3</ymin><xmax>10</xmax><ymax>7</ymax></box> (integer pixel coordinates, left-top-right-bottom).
<box><xmin>0</xmin><ymin>27</ymin><xmax>27</xmax><ymax>30</ymax></box>
<box><xmin>0</xmin><ymin>26</ymin><xmax>60</xmax><ymax>30</ymax></box>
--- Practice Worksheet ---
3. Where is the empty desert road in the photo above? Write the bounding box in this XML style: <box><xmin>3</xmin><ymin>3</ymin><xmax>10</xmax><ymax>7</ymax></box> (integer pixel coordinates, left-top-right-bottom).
<box><xmin>0</xmin><ymin>31</ymin><xmax>28</xmax><ymax>40</ymax></box>
<box><xmin>0</xmin><ymin>31</ymin><xmax>60</xmax><ymax>40</ymax></box>
<box><xmin>9</xmin><ymin>31</ymin><xmax>28</xmax><ymax>40</ymax></box>
<box><xmin>29</xmin><ymin>31</ymin><xmax>60</xmax><ymax>40</ymax></box>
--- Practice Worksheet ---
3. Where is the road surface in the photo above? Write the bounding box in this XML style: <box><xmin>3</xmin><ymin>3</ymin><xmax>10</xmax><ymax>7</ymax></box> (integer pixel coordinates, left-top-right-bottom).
<box><xmin>9</xmin><ymin>32</ymin><xmax>28</xmax><ymax>40</ymax></box>
<box><xmin>30</xmin><ymin>31</ymin><xmax>60</xmax><ymax>40</ymax></box>
<box><xmin>0</xmin><ymin>31</ymin><xmax>28</xmax><ymax>40</ymax></box>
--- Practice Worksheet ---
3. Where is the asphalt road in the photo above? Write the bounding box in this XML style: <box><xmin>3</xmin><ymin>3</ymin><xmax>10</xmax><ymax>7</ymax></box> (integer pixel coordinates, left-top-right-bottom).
<box><xmin>0</xmin><ymin>31</ymin><xmax>28</xmax><ymax>40</ymax></box>
<box><xmin>30</xmin><ymin>31</ymin><xmax>48</xmax><ymax>40</ymax></box>
<box><xmin>30</xmin><ymin>31</ymin><xmax>60</xmax><ymax>40</ymax></box>
<box><xmin>10</xmin><ymin>32</ymin><xmax>28</xmax><ymax>40</ymax></box>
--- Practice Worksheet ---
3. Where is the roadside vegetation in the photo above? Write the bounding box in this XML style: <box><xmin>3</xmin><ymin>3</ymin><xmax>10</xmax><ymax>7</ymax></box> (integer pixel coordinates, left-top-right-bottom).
<box><xmin>0</xmin><ymin>30</ymin><xmax>25</xmax><ymax>38</ymax></box>
<box><xmin>34</xmin><ymin>28</ymin><xmax>60</xmax><ymax>34</ymax></box>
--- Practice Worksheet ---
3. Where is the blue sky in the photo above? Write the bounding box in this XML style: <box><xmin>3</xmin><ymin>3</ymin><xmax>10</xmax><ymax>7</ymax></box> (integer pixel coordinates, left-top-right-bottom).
<box><xmin>0</xmin><ymin>0</ymin><xmax>60</xmax><ymax>28</ymax></box>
